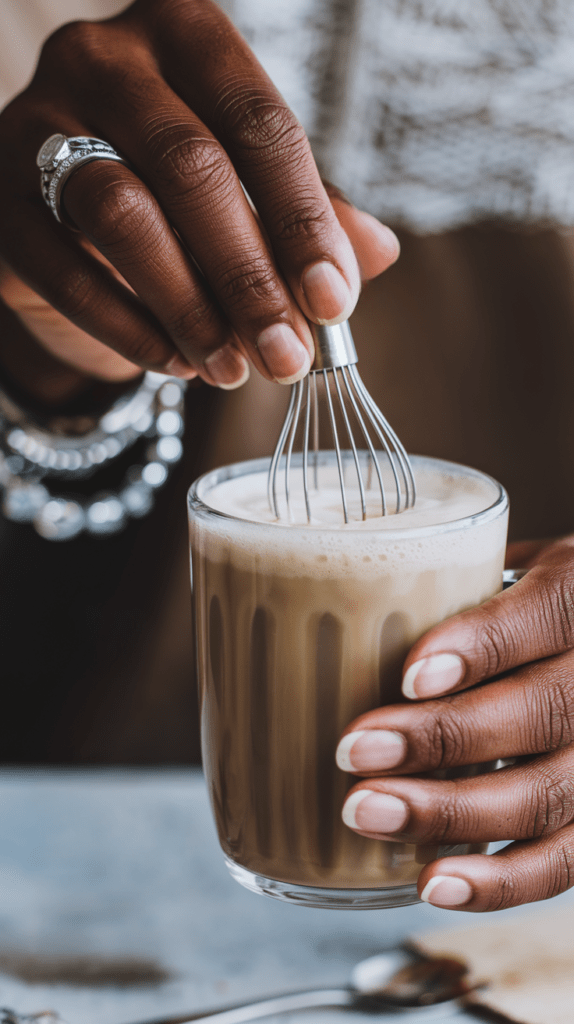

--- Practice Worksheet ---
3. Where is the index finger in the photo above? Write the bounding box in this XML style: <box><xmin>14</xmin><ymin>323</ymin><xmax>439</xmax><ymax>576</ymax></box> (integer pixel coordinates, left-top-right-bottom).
<box><xmin>337</xmin><ymin>648</ymin><xmax>574</xmax><ymax>776</ymax></box>
<box><xmin>401</xmin><ymin>536</ymin><xmax>574</xmax><ymax>700</ymax></box>
<box><xmin>137</xmin><ymin>0</ymin><xmax>361</xmax><ymax>325</ymax></box>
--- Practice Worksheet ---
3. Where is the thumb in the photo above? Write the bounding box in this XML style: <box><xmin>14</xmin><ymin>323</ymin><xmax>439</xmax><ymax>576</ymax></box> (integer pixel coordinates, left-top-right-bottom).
<box><xmin>322</xmin><ymin>182</ymin><xmax>400</xmax><ymax>281</ymax></box>
<box><xmin>401</xmin><ymin>536</ymin><xmax>574</xmax><ymax>700</ymax></box>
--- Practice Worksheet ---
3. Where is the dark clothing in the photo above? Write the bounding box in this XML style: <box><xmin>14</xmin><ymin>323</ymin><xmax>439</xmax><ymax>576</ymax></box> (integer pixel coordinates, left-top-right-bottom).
<box><xmin>0</xmin><ymin>376</ymin><xmax>220</xmax><ymax>764</ymax></box>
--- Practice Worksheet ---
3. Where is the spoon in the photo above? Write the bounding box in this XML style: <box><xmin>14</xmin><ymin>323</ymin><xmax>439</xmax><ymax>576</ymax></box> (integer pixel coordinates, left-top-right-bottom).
<box><xmin>121</xmin><ymin>948</ymin><xmax>470</xmax><ymax>1024</ymax></box>
<box><xmin>0</xmin><ymin>949</ymin><xmax>470</xmax><ymax>1024</ymax></box>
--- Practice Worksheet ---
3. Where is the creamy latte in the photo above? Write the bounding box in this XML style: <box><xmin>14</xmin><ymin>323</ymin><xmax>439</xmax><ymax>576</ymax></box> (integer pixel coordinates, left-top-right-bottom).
<box><xmin>189</xmin><ymin>455</ymin><xmax>508</xmax><ymax>906</ymax></box>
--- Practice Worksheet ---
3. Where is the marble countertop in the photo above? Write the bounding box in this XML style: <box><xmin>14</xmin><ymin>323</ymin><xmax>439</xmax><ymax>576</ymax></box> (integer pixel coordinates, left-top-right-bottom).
<box><xmin>0</xmin><ymin>769</ymin><xmax>571</xmax><ymax>1024</ymax></box>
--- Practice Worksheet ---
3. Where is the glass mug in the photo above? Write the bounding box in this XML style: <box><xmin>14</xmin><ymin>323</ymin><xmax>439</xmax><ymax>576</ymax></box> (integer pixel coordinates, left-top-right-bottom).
<box><xmin>188</xmin><ymin>454</ymin><xmax>509</xmax><ymax>909</ymax></box>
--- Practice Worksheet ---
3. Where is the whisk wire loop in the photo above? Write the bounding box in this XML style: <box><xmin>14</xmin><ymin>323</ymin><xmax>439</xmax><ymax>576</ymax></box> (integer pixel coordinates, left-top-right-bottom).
<box><xmin>302</xmin><ymin>375</ymin><xmax>312</xmax><ymax>522</ymax></box>
<box><xmin>268</xmin><ymin>383</ymin><xmax>296</xmax><ymax>518</ymax></box>
<box><xmin>347</xmin><ymin>365</ymin><xmax>403</xmax><ymax>514</ymax></box>
<box><xmin>267</xmin><ymin>321</ymin><xmax>416</xmax><ymax>524</ymax></box>
<box><xmin>333</xmin><ymin>367</ymin><xmax>367</xmax><ymax>520</ymax></box>
<box><xmin>340</xmin><ymin>365</ymin><xmax>386</xmax><ymax>516</ymax></box>
<box><xmin>350</xmin><ymin>366</ymin><xmax>416</xmax><ymax>509</ymax></box>
<box><xmin>312</xmin><ymin>373</ymin><xmax>319</xmax><ymax>489</ymax></box>
<box><xmin>323</xmin><ymin>368</ymin><xmax>349</xmax><ymax>524</ymax></box>
<box><xmin>284</xmin><ymin>378</ymin><xmax>304</xmax><ymax>515</ymax></box>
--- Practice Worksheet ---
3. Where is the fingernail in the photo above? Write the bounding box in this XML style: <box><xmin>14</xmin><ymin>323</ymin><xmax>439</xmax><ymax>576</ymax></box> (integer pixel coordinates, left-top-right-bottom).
<box><xmin>257</xmin><ymin>324</ymin><xmax>311</xmax><ymax>384</ymax></box>
<box><xmin>301</xmin><ymin>261</ymin><xmax>355</xmax><ymax>324</ymax></box>
<box><xmin>204</xmin><ymin>344</ymin><xmax>250</xmax><ymax>390</ymax></box>
<box><xmin>402</xmin><ymin>653</ymin><xmax>465</xmax><ymax>699</ymax></box>
<box><xmin>165</xmin><ymin>354</ymin><xmax>199</xmax><ymax>380</ymax></box>
<box><xmin>420</xmin><ymin>875</ymin><xmax>473</xmax><ymax>908</ymax></box>
<box><xmin>336</xmin><ymin>730</ymin><xmax>406</xmax><ymax>772</ymax></box>
<box><xmin>342</xmin><ymin>790</ymin><xmax>408</xmax><ymax>833</ymax></box>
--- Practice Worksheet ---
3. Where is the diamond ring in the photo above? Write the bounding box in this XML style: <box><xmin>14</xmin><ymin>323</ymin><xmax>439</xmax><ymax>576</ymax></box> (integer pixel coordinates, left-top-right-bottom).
<box><xmin>36</xmin><ymin>133</ymin><xmax>127</xmax><ymax>224</ymax></box>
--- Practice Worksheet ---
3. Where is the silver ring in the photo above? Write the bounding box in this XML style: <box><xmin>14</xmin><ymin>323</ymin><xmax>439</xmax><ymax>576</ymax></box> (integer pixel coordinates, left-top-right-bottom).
<box><xmin>36</xmin><ymin>133</ymin><xmax>127</xmax><ymax>224</ymax></box>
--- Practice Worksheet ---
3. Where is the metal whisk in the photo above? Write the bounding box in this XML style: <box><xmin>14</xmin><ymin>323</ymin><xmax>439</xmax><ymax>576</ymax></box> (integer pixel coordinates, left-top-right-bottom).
<box><xmin>268</xmin><ymin>321</ymin><xmax>416</xmax><ymax>523</ymax></box>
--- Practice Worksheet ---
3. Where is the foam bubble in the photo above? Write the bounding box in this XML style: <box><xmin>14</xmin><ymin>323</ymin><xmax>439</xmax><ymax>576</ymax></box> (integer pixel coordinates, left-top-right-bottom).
<box><xmin>190</xmin><ymin>456</ymin><xmax>508</xmax><ymax>577</ymax></box>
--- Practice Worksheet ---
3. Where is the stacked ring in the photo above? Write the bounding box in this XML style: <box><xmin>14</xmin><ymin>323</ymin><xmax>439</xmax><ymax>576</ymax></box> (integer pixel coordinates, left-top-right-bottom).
<box><xmin>28</xmin><ymin>133</ymin><xmax>188</xmax><ymax>540</ymax></box>
<box><xmin>36</xmin><ymin>133</ymin><xmax>127</xmax><ymax>223</ymax></box>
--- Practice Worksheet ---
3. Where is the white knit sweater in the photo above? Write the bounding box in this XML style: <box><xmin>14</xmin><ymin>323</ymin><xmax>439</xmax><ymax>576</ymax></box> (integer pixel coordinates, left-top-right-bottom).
<box><xmin>233</xmin><ymin>0</ymin><xmax>574</xmax><ymax>231</ymax></box>
<box><xmin>2</xmin><ymin>0</ymin><xmax>574</xmax><ymax>231</ymax></box>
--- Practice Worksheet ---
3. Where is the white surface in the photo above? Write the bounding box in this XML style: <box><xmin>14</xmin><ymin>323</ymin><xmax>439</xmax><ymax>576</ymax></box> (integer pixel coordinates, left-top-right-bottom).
<box><xmin>0</xmin><ymin>769</ymin><xmax>571</xmax><ymax>1024</ymax></box>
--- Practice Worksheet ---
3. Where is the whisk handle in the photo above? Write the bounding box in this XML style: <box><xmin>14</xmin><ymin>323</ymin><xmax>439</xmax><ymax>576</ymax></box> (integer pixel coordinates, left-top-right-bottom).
<box><xmin>309</xmin><ymin>322</ymin><xmax>358</xmax><ymax>371</ymax></box>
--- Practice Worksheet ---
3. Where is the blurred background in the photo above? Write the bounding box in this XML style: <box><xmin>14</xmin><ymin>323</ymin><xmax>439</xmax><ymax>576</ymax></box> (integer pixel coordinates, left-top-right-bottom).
<box><xmin>1</xmin><ymin>0</ymin><xmax>574</xmax><ymax>765</ymax></box>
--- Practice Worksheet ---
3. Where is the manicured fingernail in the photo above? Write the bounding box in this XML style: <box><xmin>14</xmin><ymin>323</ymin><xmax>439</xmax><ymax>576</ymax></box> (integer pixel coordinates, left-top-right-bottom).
<box><xmin>204</xmin><ymin>344</ymin><xmax>250</xmax><ymax>390</ymax></box>
<box><xmin>257</xmin><ymin>324</ymin><xmax>311</xmax><ymax>384</ymax></box>
<box><xmin>301</xmin><ymin>261</ymin><xmax>355</xmax><ymax>324</ymax></box>
<box><xmin>336</xmin><ymin>730</ymin><xmax>406</xmax><ymax>772</ymax></box>
<box><xmin>402</xmin><ymin>653</ymin><xmax>465</xmax><ymax>699</ymax></box>
<box><xmin>165</xmin><ymin>355</ymin><xmax>199</xmax><ymax>379</ymax></box>
<box><xmin>420</xmin><ymin>875</ymin><xmax>473</xmax><ymax>908</ymax></box>
<box><xmin>342</xmin><ymin>790</ymin><xmax>408</xmax><ymax>833</ymax></box>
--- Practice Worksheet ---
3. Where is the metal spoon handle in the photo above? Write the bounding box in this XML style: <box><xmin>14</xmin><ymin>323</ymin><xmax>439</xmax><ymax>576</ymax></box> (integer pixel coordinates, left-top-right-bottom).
<box><xmin>123</xmin><ymin>988</ymin><xmax>353</xmax><ymax>1024</ymax></box>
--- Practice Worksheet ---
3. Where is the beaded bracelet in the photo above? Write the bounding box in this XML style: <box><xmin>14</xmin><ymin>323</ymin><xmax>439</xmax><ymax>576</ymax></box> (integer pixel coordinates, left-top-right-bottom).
<box><xmin>0</xmin><ymin>372</ymin><xmax>186</xmax><ymax>540</ymax></box>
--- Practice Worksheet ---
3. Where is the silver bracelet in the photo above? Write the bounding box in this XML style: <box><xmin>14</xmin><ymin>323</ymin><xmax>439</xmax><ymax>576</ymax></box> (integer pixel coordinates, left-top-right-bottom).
<box><xmin>0</xmin><ymin>372</ymin><xmax>187</xmax><ymax>540</ymax></box>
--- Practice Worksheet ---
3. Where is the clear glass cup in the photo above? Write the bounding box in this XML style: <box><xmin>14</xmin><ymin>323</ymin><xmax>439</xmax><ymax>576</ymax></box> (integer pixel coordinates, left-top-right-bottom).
<box><xmin>188</xmin><ymin>453</ymin><xmax>508</xmax><ymax>909</ymax></box>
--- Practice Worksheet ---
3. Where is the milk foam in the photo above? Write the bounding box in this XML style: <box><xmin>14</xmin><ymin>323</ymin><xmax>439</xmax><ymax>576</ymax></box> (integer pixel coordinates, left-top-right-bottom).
<box><xmin>191</xmin><ymin>456</ymin><xmax>508</xmax><ymax>577</ymax></box>
<box><xmin>206</xmin><ymin>461</ymin><xmax>498</xmax><ymax>529</ymax></box>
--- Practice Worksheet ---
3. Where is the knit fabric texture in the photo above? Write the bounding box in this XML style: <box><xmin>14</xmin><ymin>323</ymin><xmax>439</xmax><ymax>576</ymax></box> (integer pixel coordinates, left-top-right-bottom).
<box><xmin>233</xmin><ymin>0</ymin><xmax>574</xmax><ymax>231</ymax></box>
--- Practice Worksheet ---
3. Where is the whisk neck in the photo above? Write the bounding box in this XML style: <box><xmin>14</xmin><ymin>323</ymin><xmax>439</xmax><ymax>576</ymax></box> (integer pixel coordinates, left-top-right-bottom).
<box><xmin>310</xmin><ymin>322</ymin><xmax>358</xmax><ymax>371</ymax></box>
<box><xmin>268</xmin><ymin>319</ymin><xmax>416</xmax><ymax>524</ymax></box>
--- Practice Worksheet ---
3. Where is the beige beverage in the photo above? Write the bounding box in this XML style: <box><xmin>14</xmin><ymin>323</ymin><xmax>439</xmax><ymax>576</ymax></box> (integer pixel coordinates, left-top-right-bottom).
<box><xmin>188</xmin><ymin>454</ymin><xmax>508</xmax><ymax>908</ymax></box>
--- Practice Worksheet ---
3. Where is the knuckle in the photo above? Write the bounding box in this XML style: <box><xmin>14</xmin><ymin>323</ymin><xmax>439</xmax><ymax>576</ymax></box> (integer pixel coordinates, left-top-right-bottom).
<box><xmin>545</xmin><ymin>830</ymin><xmax>574</xmax><ymax>897</ymax></box>
<box><xmin>83</xmin><ymin>178</ymin><xmax>157</xmax><ymax>250</ymax></box>
<box><xmin>225</xmin><ymin>95</ymin><xmax>307</xmax><ymax>158</ymax></box>
<box><xmin>426</xmin><ymin>709</ymin><xmax>474</xmax><ymax>769</ymax></box>
<box><xmin>425</xmin><ymin>784</ymin><xmax>475</xmax><ymax>843</ymax></box>
<box><xmin>273</xmin><ymin>197</ymin><xmax>333</xmax><ymax>247</ymax></box>
<box><xmin>475</xmin><ymin>608</ymin><xmax>517</xmax><ymax>676</ymax></box>
<box><xmin>121</xmin><ymin>330</ymin><xmax>170</xmax><ymax>369</ymax></box>
<box><xmin>529</xmin><ymin>770</ymin><xmax>574</xmax><ymax>836</ymax></box>
<box><xmin>489</xmin><ymin>872</ymin><xmax>520</xmax><ymax>911</ymax></box>
<box><xmin>151</xmin><ymin>134</ymin><xmax>232</xmax><ymax>203</ymax></box>
<box><xmin>214</xmin><ymin>257</ymin><xmax>282</xmax><ymax>313</ymax></box>
<box><xmin>40</xmin><ymin>20</ymin><xmax>108</xmax><ymax>78</ymax></box>
<box><xmin>545</xmin><ymin>570</ymin><xmax>574</xmax><ymax>650</ymax></box>
<box><xmin>164</xmin><ymin>296</ymin><xmax>220</xmax><ymax>347</ymax></box>
<box><xmin>39</xmin><ymin>21</ymin><xmax>148</xmax><ymax>110</ymax></box>
<box><xmin>536</xmin><ymin>673</ymin><xmax>574</xmax><ymax>751</ymax></box>
<box><xmin>481</xmin><ymin>825</ymin><xmax>574</xmax><ymax>910</ymax></box>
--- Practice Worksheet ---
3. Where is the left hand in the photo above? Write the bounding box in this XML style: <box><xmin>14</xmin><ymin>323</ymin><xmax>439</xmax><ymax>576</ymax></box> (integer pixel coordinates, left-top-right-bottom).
<box><xmin>0</xmin><ymin>0</ymin><xmax>400</xmax><ymax>396</ymax></box>
<box><xmin>336</xmin><ymin>536</ymin><xmax>574</xmax><ymax>912</ymax></box>
<box><xmin>0</xmin><ymin>189</ymin><xmax>394</xmax><ymax>387</ymax></box>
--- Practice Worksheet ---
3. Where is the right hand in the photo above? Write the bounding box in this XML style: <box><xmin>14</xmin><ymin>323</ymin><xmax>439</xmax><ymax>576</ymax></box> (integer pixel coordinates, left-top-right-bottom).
<box><xmin>336</xmin><ymin>537</ymin><xmax>574</xmax><ymax>913</ymax></box>
<box><xmin>0</xmin><ymin>0</ymin><xmax>399</xmax><ymax>388</ymax></box>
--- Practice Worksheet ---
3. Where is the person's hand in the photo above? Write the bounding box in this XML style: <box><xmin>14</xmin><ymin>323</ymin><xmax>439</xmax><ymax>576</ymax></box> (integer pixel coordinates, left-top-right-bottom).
<box><xmin>335</xmin><ymin>536</ymin><xmax>574</xmax><ymax>912</ymax></box>
<box><xmin>0</xmin><ymin>0</ymin><xmax>399</xmax><ymax>392</ymax></box>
